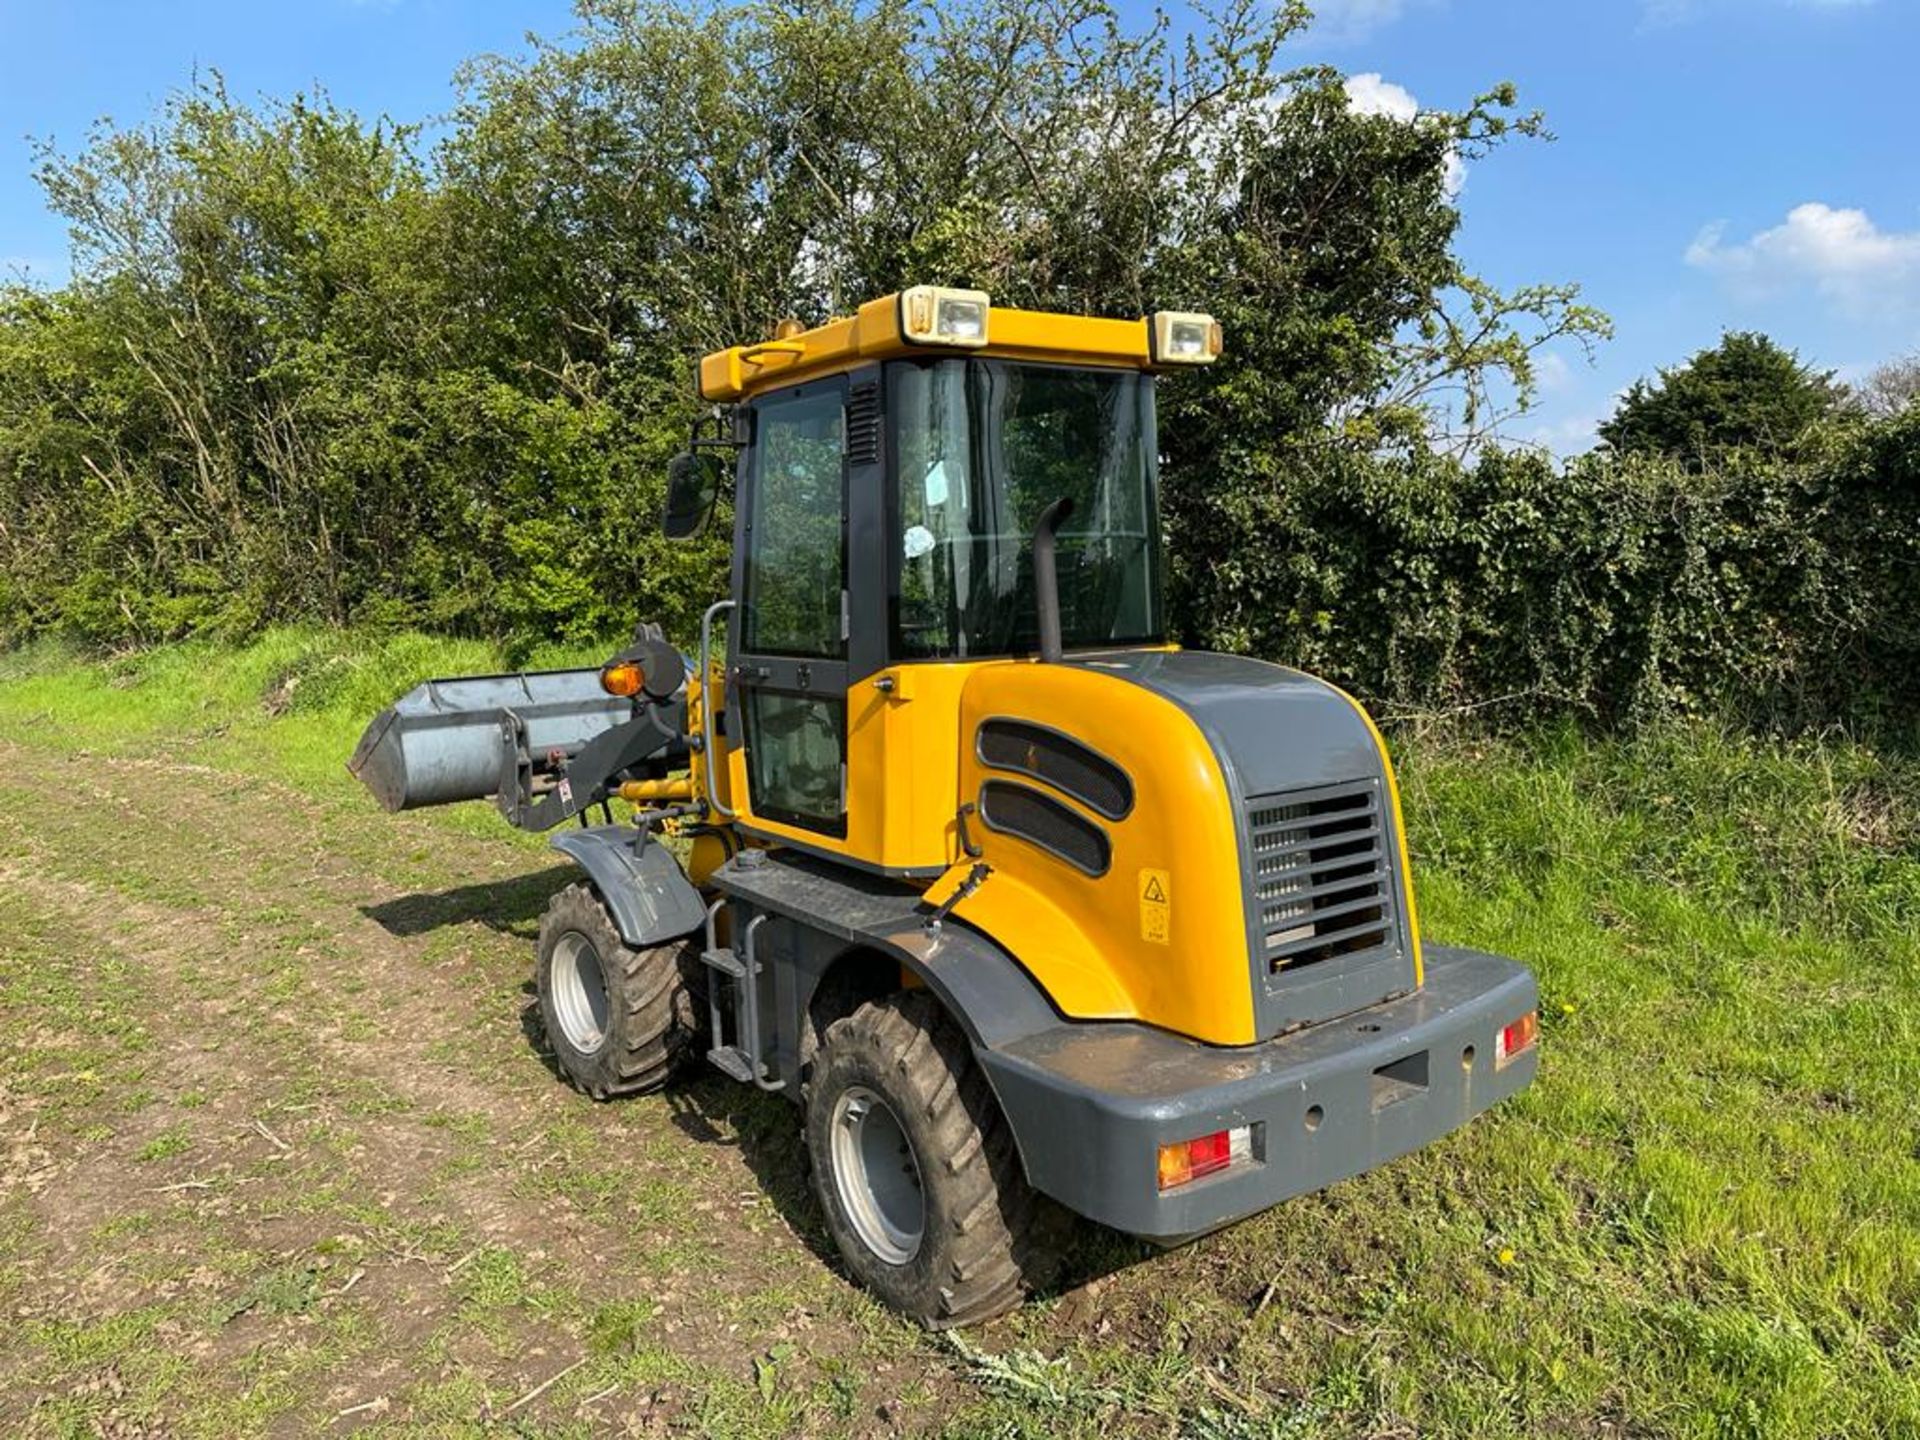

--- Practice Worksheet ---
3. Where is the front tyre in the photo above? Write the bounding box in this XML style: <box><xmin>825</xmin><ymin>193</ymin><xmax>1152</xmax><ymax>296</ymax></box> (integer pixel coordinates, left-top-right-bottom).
<box><xmin>805</xmin><ymin>992</ymin><xmax>1065</xmax><ymax>1327</ymax></box>
<box><xmin>536</xmin><ymin>882</ymin><xmax>697</xmax><ymax>1100</ymax></box>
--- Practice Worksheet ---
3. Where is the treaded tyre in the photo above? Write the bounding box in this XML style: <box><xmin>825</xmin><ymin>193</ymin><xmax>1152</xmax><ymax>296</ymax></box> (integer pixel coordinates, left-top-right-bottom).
<box><xmin>805</xmin><ymin>990</ymin><xmax>1066</xmax><ymax>1327</ymax></box>
<box><xmin>536</xmin><ymin>882</ymin><xmax>698</xmax><ymax>1099</ymax></box>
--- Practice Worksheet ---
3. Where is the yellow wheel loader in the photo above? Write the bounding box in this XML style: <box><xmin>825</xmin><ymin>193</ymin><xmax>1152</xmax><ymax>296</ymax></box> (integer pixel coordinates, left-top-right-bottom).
<box><xmin>350</xmin><ymin>288</ymin><xmax>1539</xmax><ymax>1326</ymax></box>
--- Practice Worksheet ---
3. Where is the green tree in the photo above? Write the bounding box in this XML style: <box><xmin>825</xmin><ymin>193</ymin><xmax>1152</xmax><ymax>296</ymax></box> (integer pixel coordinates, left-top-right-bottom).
<box><xmin>3</xmin><ymin>0</ymin><xmax>1914</xmax><ymax>733</ymax></box>
<box><xmin>1598</xmin><ymin>331</ymin><xmax>1844</xmax><ymax>464</ymax></box>
<box><xmin>5</xmin><ymin>0</ymin><xmax>1594</xmax><ymax>651</ymax></box>
<box><xmin>1154</xmin><ymin>66</ymin><xmax>1605</xmax><ymax>661</ymax></box>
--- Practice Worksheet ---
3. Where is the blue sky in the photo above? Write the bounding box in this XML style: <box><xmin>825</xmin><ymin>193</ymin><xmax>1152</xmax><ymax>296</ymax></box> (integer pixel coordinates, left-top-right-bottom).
<box><xmin>2</xmin><ymin>0</ymin><xmax>1915</xmax><ymax>451</ymax></box>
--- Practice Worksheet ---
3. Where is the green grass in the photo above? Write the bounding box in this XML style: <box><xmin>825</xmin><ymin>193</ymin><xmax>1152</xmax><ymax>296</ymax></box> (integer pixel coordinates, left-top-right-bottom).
<box><xmin>132</xmin><ymin>1127</ymin><xmax>192</xmax><ymax>1163</ymax></box>
<box><xmin>0</xmin><ymin>627</ymin><xmax>1915</xmax><ymax>1438</ymax></box>
<box><xmin>1378</xmin><ymin>726</ymin><xmax>1920</xmax><ymax>1437</ymax></box>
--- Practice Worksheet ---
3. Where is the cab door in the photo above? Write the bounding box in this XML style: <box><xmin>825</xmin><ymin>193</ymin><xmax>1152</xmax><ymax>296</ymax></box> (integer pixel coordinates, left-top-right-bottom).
<box><xmin>728</xmin><ymin>375</ymin><xmax>850</xmax><ymax>839</ymax></box>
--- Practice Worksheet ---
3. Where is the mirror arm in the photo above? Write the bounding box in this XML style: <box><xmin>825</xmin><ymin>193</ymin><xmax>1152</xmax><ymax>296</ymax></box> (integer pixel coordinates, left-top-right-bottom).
<box><xmin>687</xmin><ymin>404</ymin><xmax>744</xmax><ymax>452</ymax></box>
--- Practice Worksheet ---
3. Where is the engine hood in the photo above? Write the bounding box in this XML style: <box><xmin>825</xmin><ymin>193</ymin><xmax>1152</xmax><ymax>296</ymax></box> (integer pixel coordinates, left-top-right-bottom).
<box><xmin>1071</xmin><ymin>651</ymin><xmax>1382</xmax><ymax>796</ymax></box>
<box><xmin>1076</xmin><ymin>650</ymin><xmax>1422</xmax><ymax>1034</ymax></box>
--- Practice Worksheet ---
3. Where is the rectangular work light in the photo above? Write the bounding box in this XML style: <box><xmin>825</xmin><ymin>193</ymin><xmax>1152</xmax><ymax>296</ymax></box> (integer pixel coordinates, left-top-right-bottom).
<box><xmin>899</xmin><ymin>285</ymin><xmax>991</xmax><ymax>347</ymax></box>
<box><xmin>1149</xmin><ymin>310</ymin><xmax>1223</xmax><ymax>366</ymax></box>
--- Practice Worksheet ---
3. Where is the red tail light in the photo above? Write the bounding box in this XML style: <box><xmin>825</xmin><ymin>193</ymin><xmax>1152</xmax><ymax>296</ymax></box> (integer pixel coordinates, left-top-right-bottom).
<box><xmin>1157</xmin><ymin>1125</ymin><xmax>1253</xmax><ymax>1190</ymax></box>
<box><xmin>1496</xmin><ymin>1010</ymin><xmax>1538</xmax><ymax>1068</ymax></box>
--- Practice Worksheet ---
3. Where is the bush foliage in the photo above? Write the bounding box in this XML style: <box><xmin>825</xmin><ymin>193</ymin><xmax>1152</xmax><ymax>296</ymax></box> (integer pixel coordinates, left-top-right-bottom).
<box><xmin>1169</xmin><ymin>415</ymin><xmax>1920</xmax><ymax>730</ymax></box>
<box><xmin>0</xmin><ymin>0</ymin><xmax>1913</xmax><ymax>735</ymax></box>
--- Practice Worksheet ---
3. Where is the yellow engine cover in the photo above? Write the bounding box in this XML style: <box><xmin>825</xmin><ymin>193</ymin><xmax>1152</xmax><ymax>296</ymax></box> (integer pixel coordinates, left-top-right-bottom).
<box><xmin>942</xmin><ymin>661</ymin><xmax>1260</xmax><ymax>1046</ymax></box>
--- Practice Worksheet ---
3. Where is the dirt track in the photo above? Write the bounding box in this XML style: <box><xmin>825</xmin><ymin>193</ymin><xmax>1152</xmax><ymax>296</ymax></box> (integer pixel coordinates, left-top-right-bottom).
<box><xmin>0</xmin><ymin>737</ymin><xmax>1010</xmax><ymax>1435</ymax></box>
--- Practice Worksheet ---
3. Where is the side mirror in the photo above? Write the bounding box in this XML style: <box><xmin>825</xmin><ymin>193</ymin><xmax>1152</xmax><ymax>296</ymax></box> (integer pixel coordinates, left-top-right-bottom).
<box><xmin>663</xmin><ymin>450</ymin><xmax>724</xmax><ymax>540</ymax></box>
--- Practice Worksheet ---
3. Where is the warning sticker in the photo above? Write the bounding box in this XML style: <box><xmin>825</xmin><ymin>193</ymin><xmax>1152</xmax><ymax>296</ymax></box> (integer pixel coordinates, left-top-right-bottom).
<box><xmin>1139</xmin><ymin>868</ymin><xmax>1171</xmax><ymax>945</ymax></box>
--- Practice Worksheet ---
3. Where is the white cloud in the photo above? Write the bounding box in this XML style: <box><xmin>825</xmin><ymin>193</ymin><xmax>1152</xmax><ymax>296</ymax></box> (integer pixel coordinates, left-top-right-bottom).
<box><xmin>1310</xmin><ymin>0</ymin><xmax>1413</xmax><ymax>42</ymax></box>
<box><xmin>1343</xmin><ymin>73</ymin><xmax>1464</xmax><ymax>197</ymax></box>
<box><xmin>1685</xmin><ymin>202</ymin><xmax>1920</xmax><ymax>318</ymax></box>
<box><xmin>1344</xmin><ymin>73</ymin><xmax>1418</xmax><ymax>124</ymax></box>
<box><xmin>1534</xmin><ymin>351</ymin><xmax>1573</xmax><ymax>394</ymax></box>
<box><xmin>1525</xmin><ymin>409</ymin><xmax>1606</xmax><ymax>457</ymax></box>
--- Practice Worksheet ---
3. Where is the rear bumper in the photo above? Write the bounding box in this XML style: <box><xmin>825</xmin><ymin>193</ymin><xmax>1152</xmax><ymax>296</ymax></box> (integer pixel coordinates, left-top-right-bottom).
<box><xmin>977</xmin><ymin>945</ymin><xmax>1538</xmax><ymax>1240</ymax></box>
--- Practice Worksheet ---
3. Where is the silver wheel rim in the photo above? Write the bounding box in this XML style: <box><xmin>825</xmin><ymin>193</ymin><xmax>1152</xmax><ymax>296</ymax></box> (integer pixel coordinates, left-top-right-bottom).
<box><xmin>551</xmin><ymin>931</ymin><xmax>611</xmax><ymax>1055</ymax></box>
<box><xmin>829</xmin><ymin>1085</ymin><xmax>925</xmax><ymax>1265</ymax></box>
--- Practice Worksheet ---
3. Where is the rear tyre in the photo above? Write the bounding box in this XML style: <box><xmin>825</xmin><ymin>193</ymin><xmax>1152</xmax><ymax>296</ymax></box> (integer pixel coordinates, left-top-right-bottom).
<box><xmin>805</xmin><ymin>991</ymin><xmax>1066</xmax><ymax>1327</ymax></box>
<box><xmin>536</xmin><ymin>882</ymin><xmax>698</xmax><ymax>1099</ymax></box>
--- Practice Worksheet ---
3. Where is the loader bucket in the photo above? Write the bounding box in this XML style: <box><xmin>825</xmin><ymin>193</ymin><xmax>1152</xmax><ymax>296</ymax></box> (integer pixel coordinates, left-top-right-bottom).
<box><xmin>348</xmin><ymin>669</ymin><xmax>635</xmax><ymax>812</ymax></box>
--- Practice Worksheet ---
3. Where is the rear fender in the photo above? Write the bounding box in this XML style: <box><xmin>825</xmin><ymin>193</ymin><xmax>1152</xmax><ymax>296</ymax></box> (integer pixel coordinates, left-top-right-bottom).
<box><xmin>551</xmin><ymin>826</ymin><xmax>707</xmax><ymax>947</ymax></box>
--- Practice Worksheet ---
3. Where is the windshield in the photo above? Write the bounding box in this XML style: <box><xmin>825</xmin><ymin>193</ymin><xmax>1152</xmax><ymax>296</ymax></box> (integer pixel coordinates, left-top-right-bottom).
<box><xmin>889</xmin><ymin>359</ymin><xmax>1163</xmax><ymax>659</ymax></box>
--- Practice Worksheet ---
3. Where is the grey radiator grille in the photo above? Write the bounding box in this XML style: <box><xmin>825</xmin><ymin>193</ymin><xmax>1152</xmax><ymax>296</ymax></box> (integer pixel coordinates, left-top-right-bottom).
<box><xmin>1247</xmin><ymin>779</ymin><xmax>1396</xmax><ymax>973</ymax></box>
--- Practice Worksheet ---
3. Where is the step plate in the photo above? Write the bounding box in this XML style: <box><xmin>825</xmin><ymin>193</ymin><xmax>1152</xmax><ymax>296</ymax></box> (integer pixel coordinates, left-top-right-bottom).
<box><xmin>706</xmin><ymin>1046</ymin><xmax>756</xmax><ymax>1083</ymax></box>
<box><xmin>699</xmin><ymin>946</ymin><xmax>746</xmax><ymax>980</ymax></box>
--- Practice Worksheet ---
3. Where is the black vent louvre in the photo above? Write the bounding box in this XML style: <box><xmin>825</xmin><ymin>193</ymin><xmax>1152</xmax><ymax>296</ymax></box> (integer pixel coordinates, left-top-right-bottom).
<box><xmin>977</xmin><ymin>719</ymin><xmax>1133</xmax><ymax>820</ymax></box>
<box><xmin>847</xmin><ymin>382</ymin><xmax>881</xmax><ymax>464</ymax></box>
<box><xmin>1246</xmin><ymin>780</ymin><xmax>1396</xmax><ymax>973</ymax></box>
<box><xmin>978</xmin><ymin>780</ymin><xmax>1111</xmax><ymax>877</ymax></box>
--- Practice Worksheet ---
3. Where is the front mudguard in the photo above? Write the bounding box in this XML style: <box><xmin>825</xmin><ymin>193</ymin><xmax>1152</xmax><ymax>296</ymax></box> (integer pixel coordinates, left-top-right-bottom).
<box><xmin>550</xmin><ymin>826</ymin><xmax>707</xmax><ymax>947</ymax></box>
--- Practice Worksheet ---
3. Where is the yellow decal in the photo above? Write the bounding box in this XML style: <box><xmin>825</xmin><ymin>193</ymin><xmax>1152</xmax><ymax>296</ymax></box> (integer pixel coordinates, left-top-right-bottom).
<box><xmin>1139</xmin><ymin>868</ymin><xmax>1171</xmax><ymax>945</ymax></box>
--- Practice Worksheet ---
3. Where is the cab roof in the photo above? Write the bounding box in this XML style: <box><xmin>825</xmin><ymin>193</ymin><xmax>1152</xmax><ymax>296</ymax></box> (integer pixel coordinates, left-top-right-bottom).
<box><xmin>697</xmin><ymin>292</ymin><xmax>1160</xmax><ymax>403</ymax></box>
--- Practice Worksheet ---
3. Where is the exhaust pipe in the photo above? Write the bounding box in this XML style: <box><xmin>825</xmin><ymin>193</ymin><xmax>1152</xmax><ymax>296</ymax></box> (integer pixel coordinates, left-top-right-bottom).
<box><xmin>1031</xmin><ymin>496</ymin><xmax>1074</xmax><ymax>664</ymax></box>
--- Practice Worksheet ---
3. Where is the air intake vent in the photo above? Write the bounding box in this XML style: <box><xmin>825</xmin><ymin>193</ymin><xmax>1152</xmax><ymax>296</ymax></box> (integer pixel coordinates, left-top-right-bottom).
<box><xmin>977</xmin><ymin>719</ymin><xmax>1133</xmax><ymax>820</ymax></box>
<box><xmin>978</xmin><ymin>780</ymin><xmax>1111</xmax><ymax>877</ymax></box>
<box><xmin>847</xmin><ymin>381</ymin><xmax>881</xmax><ymax>465</ymax></box>
<box><xmin>1247</xmin><ymin>779</ymin><xmax>1395</xmax><ymax>973</ymax></box>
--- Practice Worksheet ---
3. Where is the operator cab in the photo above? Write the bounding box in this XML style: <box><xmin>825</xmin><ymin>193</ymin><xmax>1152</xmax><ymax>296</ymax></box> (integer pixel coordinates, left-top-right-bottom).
<box><xmin>669</xmin><ymin>288</ymin><xmax>1219</xmax><ymax>877</ymax></box>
